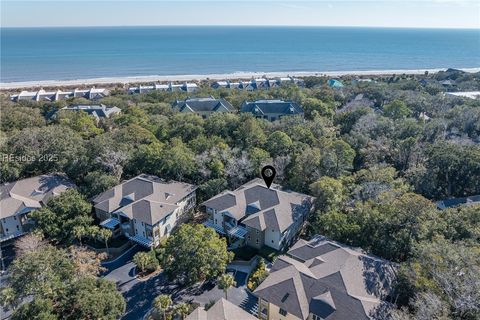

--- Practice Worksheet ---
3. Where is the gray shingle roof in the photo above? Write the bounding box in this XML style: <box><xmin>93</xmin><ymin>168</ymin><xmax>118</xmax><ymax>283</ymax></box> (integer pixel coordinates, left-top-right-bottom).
<box><xmin>0</xmin><ymin>174</ymin><xmax>76</xmax><ymax>218</ymax></box>
<box><xmin>241</xmin><ymin>100</ymin><xmax>303</xmax><ymax>116</ymax></box>
<box><xmin>173</xmin><ymin>97</ymin><xmax>234</xmax><ymax>113</ymax></box>
<box><xmin>92</xmin><ymin>174</ymin><xmax>197</xmax><ymax>225</ymax></box>
<box><xmin>185</xmin><ymin>298</ymin><xmax>256</xmax><ymax>320</ymax></box>
<box><xmin>254</xmin><ymin>236</ymin><xmax>397</xmax><ymax>320</ymax></box>
<box><xmin>62</xmin><ymin>104</ymin><xmax>121</xmax><ymax>118</ymax></box>
<box><xmin>201</xmin><ymin>179</ymin><xmax>314</xmax><ymax>232</ymax></box>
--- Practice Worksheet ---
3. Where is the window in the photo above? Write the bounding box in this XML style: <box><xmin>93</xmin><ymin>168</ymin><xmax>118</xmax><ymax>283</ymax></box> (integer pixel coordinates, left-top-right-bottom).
<box><xmin>13</xmin><ymin>216</ymin><xmax>17</xmax><ymax>220</ymax></box>
<box><xmin>256</xmin><ymin>230</ymin><xmax>259</xmax><ymax>235</ymax></box>
<box><xmin>279</xmin><ymin>308</ymin><xmax>287</xmax><ymax>316</ymax></box>
<box><xmin>16</xmin><ymin>225</ymin><xmax>19</xmax><ymax>230</ymax></box>
<box><xmin>256</xmin><ymin>239</ymin><xmax>259</xmax><ymax>244</ymax></box>
<box><xmin>271</xmin><ymin>240</ymin><xmax>274</xmax><ymax>243</ymax></box>
<box><xmin>312</xmin><ymin>314</ymin><xmax>323</xmax><ymax>320</ymax></box>
<box><xmin>261</xmin><ymin>308</ymin><xmax>268</xmax><ymax>316</ymax></box>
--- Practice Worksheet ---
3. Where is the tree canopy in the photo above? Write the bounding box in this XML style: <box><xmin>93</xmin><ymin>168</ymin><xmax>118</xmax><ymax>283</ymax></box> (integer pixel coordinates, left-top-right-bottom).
<box><xmin>162</xmin><ymin>224</ymin><xmax>233</xmax><ymax>284</ymax></box>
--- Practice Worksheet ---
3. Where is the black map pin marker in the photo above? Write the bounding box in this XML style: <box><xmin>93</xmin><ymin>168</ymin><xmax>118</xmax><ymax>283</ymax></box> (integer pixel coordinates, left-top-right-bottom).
<box><xmin>261</xmin><ymin>165</ymin><xmax>276</xmax><ymax>189</ymax></box>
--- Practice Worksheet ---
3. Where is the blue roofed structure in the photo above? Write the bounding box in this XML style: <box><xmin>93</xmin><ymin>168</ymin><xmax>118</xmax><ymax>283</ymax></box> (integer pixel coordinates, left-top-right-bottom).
<box><xmin>327</xmin><ymin>79</ymin><xmax>344</xmax><ymax>88</ymax></box>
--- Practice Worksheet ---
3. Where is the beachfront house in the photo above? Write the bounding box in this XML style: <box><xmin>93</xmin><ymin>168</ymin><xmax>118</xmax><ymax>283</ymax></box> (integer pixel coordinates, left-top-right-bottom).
<box><xmin>128</xmin><ymin>82</ymin><xmax>198</xmax><ymax>94</ymax></box>
<box><xmin>186</xmin><ymin>298</ymin><xmax>257</xmax><ymax>320</ymax></box>
<box><xmin>254</xmin><ymin>235</ymin><xmax>397</xmax><ymax>320</ymax></box>
<box><xmin>172</xmin><ymin>96</ymin><xmax>234</xmax><ymax>118</ymax></box>
<box><xmin>50</xmin><ymin>104</ymin><xmax>121</xmax><ymax>120</ymax></box>
<box><xmin>240</xmin><ymin>99</ymin><xmax>304</xmax><ymax>121</ymax></box>
<box><xmin>93</xmin><ymin>174</ymin><xmax>197</xmax><ymax>248</ymax></box>
<box><xmin>10</xmin><ymin>88</ymin><xmax>109</xmax><ymax>102</ymax></box>
<box><xmin>211</xmin><ymin>76</ymin><xmax>304</xmax><ymax>90</ymax></box>
<box><xmin>0</xmin><ymin>174</ymin><xmax>76</xmax><ymax>242</ymax></box>
<box><xmin>202</xmin><ymin>179</ymin><xmax>315</xmax><ymax>251</ymax></box>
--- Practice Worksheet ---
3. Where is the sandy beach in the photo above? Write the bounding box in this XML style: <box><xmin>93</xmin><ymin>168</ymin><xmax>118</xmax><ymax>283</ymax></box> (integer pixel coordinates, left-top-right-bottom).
<box><xmin>1</xmin><ymin>68</ymin><xmax>479</xmax><ymax>90</ymax></box>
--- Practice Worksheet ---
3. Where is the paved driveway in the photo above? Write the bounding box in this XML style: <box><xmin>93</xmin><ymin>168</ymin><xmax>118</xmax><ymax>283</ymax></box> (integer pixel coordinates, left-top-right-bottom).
<box><xmin>104</xmin><ymin>247</ymin><xmax>180</xmax><ymax>320</ymax></box>
<box><xmin>104</xmin><ymin>255</ymin><xmax>259</xmax><ymax>320</ymax></box>
<box><xmin>177</xmin><ymin>269</ymin><xmax>258</xmax><ymax>316</ymax></box>
<box><xmin>102</xmin><ymin>244</ymin><xmax>142</xmax><ymax>273</ymax></box>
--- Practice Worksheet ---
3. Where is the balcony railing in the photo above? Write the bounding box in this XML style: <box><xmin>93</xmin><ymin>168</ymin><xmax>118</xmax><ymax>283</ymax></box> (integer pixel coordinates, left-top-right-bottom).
<box><xmin>0</xmin><ymin>231</ymin><xmax>26</xmax><ymax>243</ymax></box>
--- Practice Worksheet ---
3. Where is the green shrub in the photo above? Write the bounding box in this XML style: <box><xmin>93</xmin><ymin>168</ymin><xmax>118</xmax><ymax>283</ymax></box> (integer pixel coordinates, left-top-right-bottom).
<box><xmin>247</xmin><ymin>258</ymin><xmax>269</xmax><ymax>291</ymax></box>
<box><xmin>133</xmin><ymin>250</ymin><xmax>159</xmax><ymax>274</ymax></box>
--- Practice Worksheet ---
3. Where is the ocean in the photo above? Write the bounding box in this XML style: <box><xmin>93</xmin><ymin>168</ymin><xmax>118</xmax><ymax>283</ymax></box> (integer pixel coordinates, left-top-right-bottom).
<box><xmin>1</xmin><ymin>26</ymin><xmax>479</xmax><ymax>83</ymax></box>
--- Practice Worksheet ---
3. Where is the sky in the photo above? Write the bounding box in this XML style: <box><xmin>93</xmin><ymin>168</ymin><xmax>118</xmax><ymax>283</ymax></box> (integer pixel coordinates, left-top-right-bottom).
<box><xmin>1</xmin><ymin>0</ymin><xmax>479</xmax><ymax>29</ymax></box>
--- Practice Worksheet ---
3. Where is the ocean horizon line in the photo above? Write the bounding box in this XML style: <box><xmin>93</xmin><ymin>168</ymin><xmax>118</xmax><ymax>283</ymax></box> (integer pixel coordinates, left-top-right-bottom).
<box><xmin>2</xmin><ymin>67</ymin><xmax>480</xmax><ymax>90</ymax></box>
<box><xmin>2</xmin><ymin>25</ymin><xmax>479</xmax><ymax>31</ymax></box>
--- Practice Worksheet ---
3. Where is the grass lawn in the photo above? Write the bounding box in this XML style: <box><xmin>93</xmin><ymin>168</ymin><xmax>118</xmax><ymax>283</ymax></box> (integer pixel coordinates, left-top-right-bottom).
<box><xmin>232</xmin><ymin>246</ymin><xmax>258</xmax><ymax>261</ymax></box>
<box><xmin>85</xmin><ymin>235</ymin><xmax>129</xmax><ymax>249</ymax></box>
<box><xmin>232</xmin><ymin>245</ymin><xmax>281</xmax><ymax>262</ymax></box>
<box><xmin>258</xmin><ymin>246</ymin><xmax>282</xmax><ymax>262</ymax></box>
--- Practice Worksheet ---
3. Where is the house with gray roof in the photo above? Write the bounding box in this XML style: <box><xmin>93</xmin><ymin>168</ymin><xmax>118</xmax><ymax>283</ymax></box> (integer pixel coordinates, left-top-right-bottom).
<box><xmin>241</xmin><ymin>100</ymin><xmax>304</xmax><ymax>121</ymax></box>
<box><xmin>128</xmin><ymin>82</ymin><xmax>198</xmax><ymax>94</ymax></box>
<box><xmin>53</xmin><ymin>104</ymin><xmax>121</xmax><ymax>120</ymax></box>
<box><xmin>202</xmin><ymin>179</ymin><xmax>314</xmax><ymax>251</ymax></box>
<box><xmin>211</xmin><ymin>77</ymin><xmax>304</xmax><ymax>90</ymax></box>
<box><xmin>0</xmin><ymin>174</ymin><xmax>75</xmax><ymax>242</ymax></box>
<box><xmin>172</xmin><ymin>96</ymin><xmax>234</xmax><ymax>118</ymax></box>
<box><xmin>93</xmin><ymin>174</ymin><xmax>197</xmax><ymax>248</ymax></box>
<box><xmin>254</xmin><ymin>235</ymin><xmax>397</xmax><ymax>320</ymax></box>
<box><xmin>186</xmin><ymin>298</ymin><xmax>257</xmax><ymax>320</ymax></box>
<box><xmin>10</xmin><ymin>88</ymin><xmax>109</xmax><ymax>102</ymax></box>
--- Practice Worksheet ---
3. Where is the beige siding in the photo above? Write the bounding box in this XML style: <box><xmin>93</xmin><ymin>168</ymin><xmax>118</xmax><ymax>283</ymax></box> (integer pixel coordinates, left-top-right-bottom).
<box><xmin>266</xmin><ymin>302</ymin><xmax>302</xmax><ymax>320</ymax></box>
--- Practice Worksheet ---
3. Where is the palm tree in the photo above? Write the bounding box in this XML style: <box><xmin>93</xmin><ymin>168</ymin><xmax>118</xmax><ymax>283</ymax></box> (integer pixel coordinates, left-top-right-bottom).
<box><xmin>98</xmin><ymin>228</ymin><xmax>113</xmax><ymax>255</ymax></box>
<box><xmin>217</xmin><ymin>273</ymin><xmax>236</xmax><ymax>300</ymax></box>
<box><xmin>73</xmin><ymin>225</ymin><xmax>86</xmax><ymax>246</ymax></box>
<box><xmin>153</xmin><ymin>294</ymin><xmax>172</xmax><ymax>320</ymax></box>
<box><xmin>0</xmin><ymin>287</ymin><xmax>18</xmax><ymax>311</ymax></box>
<box><xmin>174</xmin><ymin>302</ymin><xmax>190</xmax><ymax>320</ymax></box>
